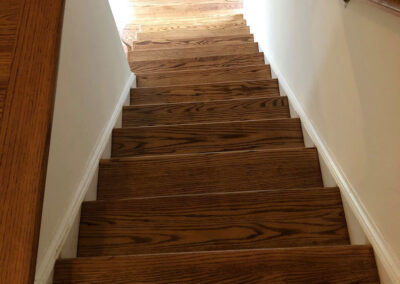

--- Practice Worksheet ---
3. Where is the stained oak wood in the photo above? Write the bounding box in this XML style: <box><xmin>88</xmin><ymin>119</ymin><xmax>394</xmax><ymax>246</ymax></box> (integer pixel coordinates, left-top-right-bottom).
<box><xmin>123</xmin><ymin>96</ymin><xmax>289</xmax><ymax>127</ymax></box>
<box><xmin>136</xmin><ymin>24</ymin><xmax>250</xmax><ymax>41</ymax></box>
<box><xmin>55</xmin><ymin>245</ymin><xmax>379</xmax><ymax>284</ymax></box>
<box><xmin>131</xmin><ymin>53</ymin><xmax>265</xmax><ymax>73</ymax></box>
<box><xmin>130</xmin><ymin>79</ymin><xmax>280</xmax><ymax>105</ymax></box>
<box><xmin>0</xmin><ymin>0</ymin><xmax>64</xmax><ymax>283</ymax></box>
<box><xmin>78</xmin><ymin>188</ymin><xmax>349</xmax><ymax>257</ymax></box>
<box><xmin>130</xmin><ymin>42</ymin><xmax>259</xmax><ymax>61</ymax></box>
<box><xmin>127</xmin><ymin>3</ymin><xmax>243</xmax><ymax>21</ymax></box>
<box><xmin>98</xmin><ymin>148</ymin><xmax>323</xmax><ymax>200</ymax></box>
<box><xmin>133</xmin><ymin>34</ymin><xmax>254</xmax><ymax>50</ymax></box>
<box><xmin>140</xmin><ymin>18</ymin><xmax>246</xmax><ymax>32</ymax></box>
<box><xmin>112</xmin><ymin>118</ymin><xmax>304</xmax><ymax>157</ymax></box>
<box><xmin>136</xmin><ymin>65</ymin><xmax>271</xmax><ymax>87</ymax></box>
<box><xmin>130</xmin><ymin>13</ymin><xmax>244</xmax><ymax>26</ymax></box>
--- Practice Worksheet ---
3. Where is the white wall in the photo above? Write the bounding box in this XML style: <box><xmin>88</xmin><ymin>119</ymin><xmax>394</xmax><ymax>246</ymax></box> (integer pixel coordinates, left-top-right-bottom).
<box><xmin>244</xmin><ymin>0</ymin><xmax>400</xmax><ymax>283</ymax></box>
<box><xmin>35</xmin><ymin>0</ymin><xmax>133</xmax><ymax>282</ymax></box>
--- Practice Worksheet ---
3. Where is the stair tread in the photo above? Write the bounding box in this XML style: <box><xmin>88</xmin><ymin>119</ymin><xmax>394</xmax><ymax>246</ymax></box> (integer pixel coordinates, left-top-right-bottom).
<box><xmin>98</xmin><ymin>148</ymin><xmax>323</xmax><ymax>200</ymax></box>
<box><xmin>137</xmin><ymin>24</ymin><xmax>250</xmax><ymax>41</ymax></box>
<box><xmin>112</xmin><ymin>118</ymin><xmax>304</xmax><ymax>157</ymax></box>
<box><xmin>78</xmin><ymin>187</ymin><xmax>349</xmax><ymax>257</ymax></box>
<box><xmin>131</xmin><ymin>52</ymin><xmax>265</xmax><ymax>73</ymax></box>
<box><xmin>123</xmin><ymin>96</ymin><xmax>289</xmax><ymax>127</ymax></box>
<box><xmin>140</xmin><ymin>18</ymin><xmax>246</xmax><ymax>33</ymax></box>
<box><xmin>136</xmin><ymin>65</ymin><xmax>271</xmax><ymax>87</ymax></box>
<box><xmin>55</xmin><ymin>245</ymin><xmax>379</xmax><ymax>284</ymax></box>
<box><xmin>130</xmin><ymin>42</ymin><xmax>258</xmax><ymax>61</ymax></box>
<box><xmin>130</xmin><ymin>79</ymin><xmax>280</xmax><ymax>105</ymax></box>
<box><xmin>133</xmin><ymin>34</ymin><xmax>254</xmax><ymax>50</ymax></box>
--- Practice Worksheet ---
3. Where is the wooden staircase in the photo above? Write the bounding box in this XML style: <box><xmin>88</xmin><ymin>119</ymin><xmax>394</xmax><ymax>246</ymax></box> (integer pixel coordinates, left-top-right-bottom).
<box><xmin>54</xmin><ymin>1</ymin><xmax>380</xmax><ymax>283</ymax></box>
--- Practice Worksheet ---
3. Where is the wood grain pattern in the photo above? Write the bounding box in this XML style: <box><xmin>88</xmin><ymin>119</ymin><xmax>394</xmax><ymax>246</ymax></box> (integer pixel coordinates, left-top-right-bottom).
<box><xmin>130</xmin><ymin>13</ymin><xmax>244</xmax><ymax>25</ymax></box>
<box><xmin>130</xmin><ymin>42</ymin><xmax>258</xmax><ymax>61</ymax></box>
<box><xmin>123</xmin><ymin>96</ymin><xmax>289</xmax><ymax>127</ymax></box>
<box><xmin>133</xmin><ymin>34</ymin><xmax>254</xmax><ymax>50</ymax></box>
<box><xmin>130</xmin><ymin>79</ymin><xmax>280</xmax><ymax>105</ymax></box>
<box><xmin>0</xmin><ymin>0</ymin><xmax>64</xmax><ymax>283</ymax></box>
<box><xmin>78</xmin><ymin>188</ymin><xmax>349</xmax><ymax>257</ymax></box>
<box><xmin>140</xmin><ymin>18</ymin><xmax>246</xmax><ymax>32</ymax></box>
<box><xmin>112</xmin><ymin>118</ymin><xmax>304</xmax><ymax>157</ymax></box>
<box><xmin>136</xmin><ymin>24</ymin><xmax>250</xmax><ymax>40</ymax></box>
<box><xmin>127</xmin><ymin>3</ymin><xmax>243</xmax><ymax>21</ymax></box>
<box><xmin>0</xmin><ymin>2</ymin><xmax>20</xmax><ymax>120</ymax></box>
<box><xmin>131</xmin><ymin>53</ymin><xmax>265</xmax><ymax>73</ymax></box>
<box><xmin>136</xmin><ymin>65</ymin><xmax>271</xmax><ymax>87</ymax></box>
<box><xmin>55</xmin><ymin>245</ymin><xmax>379</xmax><ymax>283</ymax></box>
<box><xmin>98</xmin><ymin>148</ymin><xmax>323</xmax><ymax>200</ymax></box>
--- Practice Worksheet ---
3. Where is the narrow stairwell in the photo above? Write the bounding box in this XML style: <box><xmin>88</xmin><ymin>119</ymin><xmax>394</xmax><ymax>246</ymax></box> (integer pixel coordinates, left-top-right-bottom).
<box><xmin>54</xmin><ymin>1</ymin><xmax>380</xmax><ymax>283</ymax></box>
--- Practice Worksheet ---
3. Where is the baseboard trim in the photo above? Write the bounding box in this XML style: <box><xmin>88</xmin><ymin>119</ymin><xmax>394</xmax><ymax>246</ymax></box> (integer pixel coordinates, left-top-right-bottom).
<box><xmin>34</xmin><ymin>72</ymin><xmax>135</xmax><ymax>284</ymax></box>
<box><xmin>264</xmin><ymin>53</ymin><xmax>400</xmax><ymax>283</ymax></box>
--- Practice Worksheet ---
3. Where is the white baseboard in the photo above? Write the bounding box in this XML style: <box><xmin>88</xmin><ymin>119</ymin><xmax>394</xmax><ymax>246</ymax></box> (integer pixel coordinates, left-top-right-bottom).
<box><xmin>265</xmin><ymin>53</ymin><xmax>399</xmax><ymax>283</ymax></box>
<box><xmin>34</xmin><ymin>72</ymin><xmax>135</xmax><ymax>284</ymax></box>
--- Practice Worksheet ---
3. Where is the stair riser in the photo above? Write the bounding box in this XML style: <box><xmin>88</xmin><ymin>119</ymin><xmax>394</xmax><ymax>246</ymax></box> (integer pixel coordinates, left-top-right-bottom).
<box><xmin>136</xmin><ymin>65</ymin><xmax>271</xmax><ymax>87</ymax></box>
<box><xmin>123</xmin><ymin>97</ymin><xmax>289</xmax><ymax>127</ymax></box>
<box><xmin>130</xmin><ymin>42</ymin><xmax>259</xmax><ymax>62</ymax></box>
<box><xmin>133</xmin><ymin>34</ymin><xmax>254</xmax><ymax>50</ymax></box>
<box><xmin>130</xmin><ymin>79</ymin><xmax>280</xmax><ymax>105</ymax></box>
<box><xmin>112</xmin><ymin>119</ymin><xmax>304</xmax><ymax>157</ymax></box>
<box><xmin>130</xmin><ymin>53</ymin><xmax>265</xmax><ymax>73</ymax></box>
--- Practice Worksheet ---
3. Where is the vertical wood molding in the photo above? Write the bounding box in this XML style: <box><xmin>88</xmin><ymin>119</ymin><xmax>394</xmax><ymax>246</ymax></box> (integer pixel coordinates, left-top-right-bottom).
<box><xmin>0</xmin><ymin>0</ymin><xmax>65</xmax><ymax>283</ymax></box>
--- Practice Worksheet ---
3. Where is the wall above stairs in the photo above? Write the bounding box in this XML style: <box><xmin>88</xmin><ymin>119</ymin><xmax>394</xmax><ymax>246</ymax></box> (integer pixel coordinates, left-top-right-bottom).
<box><xmin>243</xmin><ymin>0</ymin><xmax>400</xmax><ymax>283</ymax></box>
